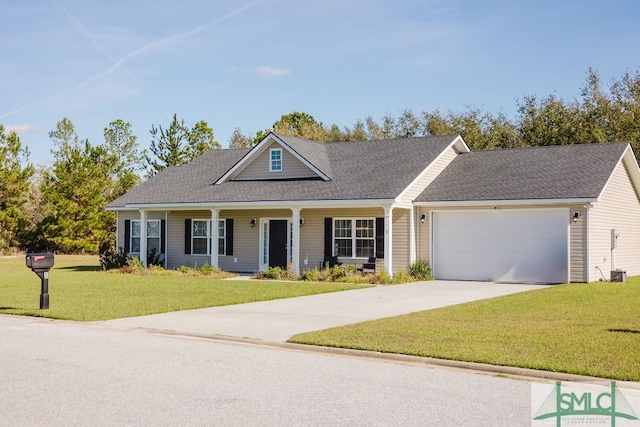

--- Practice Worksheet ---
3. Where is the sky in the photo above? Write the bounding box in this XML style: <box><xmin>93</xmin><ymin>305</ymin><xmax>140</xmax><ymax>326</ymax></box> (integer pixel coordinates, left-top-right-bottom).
<box><xmin>1</xmin><ymin>0</ymin><xmax>639</xmax><ymax>166</ymax></box>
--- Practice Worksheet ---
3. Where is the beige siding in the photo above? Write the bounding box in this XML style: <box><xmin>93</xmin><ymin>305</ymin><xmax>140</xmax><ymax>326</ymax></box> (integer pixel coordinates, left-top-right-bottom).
<box><xmin>392</xmin><ymin>209</ymin><xmax>410</xmax><ymax>274</ymax></box>
<box><xmin>117</xmin><ymin>210</ymin><xmax>166</xmax><ymax>255</ymax></box>
<box><xmin>234</xmin><ymin>142</ymin><xmax>317</xmax><ymax>180</ymax></box>
<box><xmin>569</xmin><ymin>205</ymin><xmax>588</xmax><ymax>282</ymax></box>
<box><xmin>302</xmin><ymin>208</ymin><xmax>385</xmax><ymax>272</ymax></box>
<box><xmin>166</xmin><ymin>210</ymin><xmax>275</xmax><ymax>271</ymax></box>
<box><xmin>416</xmin><ymin>207</ymin><xmax>431</xmax><ymax>264</ymax></box>
<box><xmin>399</xmin><ymin>146</ymin><xmax>458</xmax><ymax>204</ymax></box>
<box><xmin>589</xmin><ymin>161</ymin><xmax>640</xmax><ymax>281</ymax></box>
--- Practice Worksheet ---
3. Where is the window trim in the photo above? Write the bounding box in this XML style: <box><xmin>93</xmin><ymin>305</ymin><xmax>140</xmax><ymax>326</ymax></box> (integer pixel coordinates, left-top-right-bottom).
<box><xmin>269</xmin><ymin>148</ymin><xmax>282</xmax><ymax>172</ymax></box>
<box><xmin>333</xmin><ymin>217</ymin><xmax>375</xmax><ymax>258</ymax></box>
<box><xmin>130</xmin><ymin>219</ymin><xmax>161</xmax><ymax>254</ymax></box>
<box><xmin>191</xmin><ymin>219</ymin><xmax>226</xmax><ymax>256</ymax></box>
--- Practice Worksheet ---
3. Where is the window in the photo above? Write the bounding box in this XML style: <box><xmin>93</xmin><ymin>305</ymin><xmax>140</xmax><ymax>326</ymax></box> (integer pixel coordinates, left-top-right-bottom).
<box><xmin>270</xmin><ymin>148</ymin><xmax>282</xmax><ymax>172</ymax></box>
<box><xmin>334</xmin><ymin>218</ymin><xmax>375</xmax><ymax>258</ymax></box>
<box><xmin>192</xmin><ymin>219</ymin><xmax>226</xmax><ymax>255</ymax></box>
<box><xmin>130</xmin><ymin>220</ymin><xmax>161</xmax><ymax>254</ymax></box>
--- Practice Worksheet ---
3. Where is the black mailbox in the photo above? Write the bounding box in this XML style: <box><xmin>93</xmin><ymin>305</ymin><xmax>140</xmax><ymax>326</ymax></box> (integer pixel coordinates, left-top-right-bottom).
<box><xmin>25</xmin><ymin>253</ymin><xmax>54</xmax><ymax>309</ymax></box>
<box><xmin>26</xmin><ymin>253</ymin><xmax>55</xmax><ymax>270</ymax></box>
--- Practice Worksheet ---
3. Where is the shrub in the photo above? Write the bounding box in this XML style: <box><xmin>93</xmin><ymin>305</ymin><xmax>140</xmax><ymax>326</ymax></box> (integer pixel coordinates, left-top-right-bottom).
<box><xmin>177</xmin><ymin>265</ymin><xmax>191</xmax><ymax>274</ymax></box>
<box><xmin>257</xmin><ymin>266</ymin><xmax>297</xmax><ymax>280</ymax></box>
<box><xmin>199</xmin><ymin>262</ymin><xmax>218</xmax><ymax>275</ymax></box>
<box><xmin>99</xmin><ymin>236</ymin><xmax>129</xmax><ymax>271</ymax></box>
<box><xmin>120</xmin><ymin>257</ymin><xmax>145</xmax><ymax>274</ymax></box>
<box><xmin>409</xmin><ymin>259</ymin><xmax>432</xmax><ymax>280</ymax></box>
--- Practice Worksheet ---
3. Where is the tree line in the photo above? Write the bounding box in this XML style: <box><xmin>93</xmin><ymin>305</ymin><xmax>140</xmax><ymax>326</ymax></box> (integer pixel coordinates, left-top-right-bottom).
<box><xmin>1</xmin><ymin>68</ymin><xmax>639</xmax><ymax>255</ymax></box>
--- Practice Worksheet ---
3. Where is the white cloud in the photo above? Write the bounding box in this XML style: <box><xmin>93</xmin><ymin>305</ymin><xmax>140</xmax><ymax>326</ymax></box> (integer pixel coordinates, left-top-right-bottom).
<box><xmin>3</xmin><ymin>124</ymin><xmax>48</xmax><ymax>134</ymax></box>
<box><xmin>253</xmin><ymin>66</ymin><xmax>292</xmax><ymax>79</ymax></box>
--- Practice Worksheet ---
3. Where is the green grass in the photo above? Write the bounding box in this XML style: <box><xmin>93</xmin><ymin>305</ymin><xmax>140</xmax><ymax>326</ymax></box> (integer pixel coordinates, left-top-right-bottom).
<box><xmin>289</xmin><ymin>279</ymin><xmax>640</xmax><ymax>381</ymax></box>
<box><xmin>0</xmin><ymin>255</ymin><xmax>365</xmax><ymax>321</ymax></box>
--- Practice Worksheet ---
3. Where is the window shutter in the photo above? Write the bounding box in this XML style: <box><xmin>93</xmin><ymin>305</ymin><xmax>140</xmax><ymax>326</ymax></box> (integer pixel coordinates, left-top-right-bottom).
<box><xmin>324</xmin><ymin>218</ymin><xmax>333</xmax><ymax>257</ymax></box>
<box><xmin>226</xmin><ymin>218</ymin><xmax>234</xmax><ymax>256</ymax></box>
<box><xmin>160</xmin><ymin>220</ymin><xmax>166</xmax><ymax>254</ymax></box>
<box><xmin>375</xmin><ymin>217</ymin><xmax>384</xmax><ymax>259</ymax></box>
<box><xmin>184</xmin><ymin>219</ymin><xmax>191</xmax><ymax>254</ymax></box>
<box><xmin>124</xmin><ymin>220</ymin><xmax>131</xmax><ymax>253</ymax></box>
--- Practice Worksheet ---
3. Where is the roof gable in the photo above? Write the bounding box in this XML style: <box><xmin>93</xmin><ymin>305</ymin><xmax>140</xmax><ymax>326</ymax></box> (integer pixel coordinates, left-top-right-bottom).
<box><xmin>215</xmin><ymin>133</ymin><xmax>330</xmax><ymax>184</ymax></box>
<box><xmin>415</xmin><ymin>142</ymin><xmax>633</xmax><ymax>203</ymax></box>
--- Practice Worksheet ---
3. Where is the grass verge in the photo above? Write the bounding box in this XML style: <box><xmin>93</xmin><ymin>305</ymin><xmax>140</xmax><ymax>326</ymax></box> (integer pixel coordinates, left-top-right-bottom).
<box><xmin>0</xmin><ymin>255</ymin><xmax>366</xmax><ymax>321</ymax></box>
<box><xmin>289</xmin><ymin>279</ymin><xmax>640</xmax><ymax>381</ymax></box>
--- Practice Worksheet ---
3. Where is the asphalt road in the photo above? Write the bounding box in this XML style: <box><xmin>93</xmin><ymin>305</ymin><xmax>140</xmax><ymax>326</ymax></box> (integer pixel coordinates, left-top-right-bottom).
<box><xmin>1</xmin><ymin>315</ymin><xmax>538</xmax><ymax>426</ymax></box>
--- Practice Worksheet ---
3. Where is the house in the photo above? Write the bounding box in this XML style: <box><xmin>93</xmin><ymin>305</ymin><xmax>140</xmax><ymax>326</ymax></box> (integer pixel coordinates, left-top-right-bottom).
<box><xmin>107</xmin><ymin>132</ymin><xmax>640</xmax><ymax>283</ymax></box>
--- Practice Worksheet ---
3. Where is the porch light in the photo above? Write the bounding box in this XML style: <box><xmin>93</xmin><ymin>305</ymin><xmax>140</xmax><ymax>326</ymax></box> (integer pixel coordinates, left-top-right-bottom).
<box><xmin>420</xmin><ymin>213</ymin><xmax>426</xmax><ymax>224</ymax></box>
<box><xmin>573</xmin><ymin>211</ymin><xmax>580</xmax><ymax>222</ymax></box>
<box><xmin>300</xmin><ymin>218</ymin><xmax>304</xmax><ymax>226</ymax></box>
<box><xmin>250</xmin><ymin>218</ymin><xmax>257</xmax><ymax>228</ymax></box>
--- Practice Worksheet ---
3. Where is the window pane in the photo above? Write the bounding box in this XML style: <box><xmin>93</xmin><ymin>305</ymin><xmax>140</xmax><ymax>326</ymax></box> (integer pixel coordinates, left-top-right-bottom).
<box><xmin>271</xmin><ymin>149</ymin><xmax>282</xmax><ymax>171</ymax></box>
<box><xmin>218</xmin><ymin>220</ymin><xmax>225</xmax><ymax>238</ymax></box>
<box><xmin>192</xmin><ymin>220</ymin><xmax>208</xmax><ymax>237</ymax></box>
<box><xmin>193</xmin><ymin>239</ymin><xmax>208</xmax><ymax>255</ymax></box>
<box><xmin>131</xmin><ymin>237</ymin><xmax>140</xmax><ymax>253</ymax></box>
<box><xmin>218</xmin><ymin>238</ymin><xmax>225</xmax><ymax>255</ymax></box>
<box><xmin>147</xmin><ymin>221</ymin><xmax>160</xmax><ymax>237</ymax></box>
<box><xmin>335</xmin><ymin>239</ymin><xmax>352</xmax><ymax>257</ymax></box>
<box><xmin>355</xmin><ymin>219</ymin><xmax>374</xmax><ymax>238</ymax></box>
<box><xmin>334</xmin><ymin>219</ymin><xmax>352</xmax><ymax>238</ymax></box>
<box><xmin>356</xmin><ymin>239</ymin><xmax>374</xmax><ymax>257</ymax></box>
<box><xmin>148</xmin><ymin>237</ymin><xmax>160</xmax><ymax>254</ymax></box>
<box><xmin>131</xmin><ymin>221</ymin><xmax>140</xmax><ymax>237</ymax></box>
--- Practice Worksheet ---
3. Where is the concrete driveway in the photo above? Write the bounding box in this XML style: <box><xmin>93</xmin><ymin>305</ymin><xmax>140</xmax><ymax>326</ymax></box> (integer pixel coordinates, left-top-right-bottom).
<box><xmin>97</xmin><ymin>280</ymin><xmax>549</xmax><ymax>342</ymax></box>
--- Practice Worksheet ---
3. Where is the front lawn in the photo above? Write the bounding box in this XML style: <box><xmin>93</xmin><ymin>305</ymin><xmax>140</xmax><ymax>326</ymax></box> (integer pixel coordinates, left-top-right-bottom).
<box><xmin>0</xmin><ymin>255</ymin><xmax>365</xmax><ymax>321</ymax></box>
<box><xmin>289</xmin><ymin>279</ymin><xmax>640</xmax><ymax>381</ymax></box>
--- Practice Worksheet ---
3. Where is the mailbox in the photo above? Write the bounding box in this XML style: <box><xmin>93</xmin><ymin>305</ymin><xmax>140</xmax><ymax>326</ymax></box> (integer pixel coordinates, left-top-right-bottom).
<box><xmin>26</xmin><ymin>253</ymin><xmax>55</xmax><ymax>270</ymax></box>
<box><xmin>25</xmin><ymin>252</ymin><xmax>54</xmax><ymax>309</ymax></box>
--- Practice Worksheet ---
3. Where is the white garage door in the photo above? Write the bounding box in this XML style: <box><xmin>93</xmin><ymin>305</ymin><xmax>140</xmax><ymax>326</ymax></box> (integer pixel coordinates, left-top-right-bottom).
<box><xmin>432</xmin><ymin>209</ymin><xmax>568</xmax><ymax>283</ymax></box>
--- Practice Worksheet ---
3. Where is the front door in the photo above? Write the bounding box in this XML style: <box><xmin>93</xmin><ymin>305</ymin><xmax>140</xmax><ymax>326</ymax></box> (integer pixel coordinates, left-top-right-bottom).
<box><xmin>268</xmin><ymin>220</ymin><xmax>288</xmax><ymax>268</ymax></box>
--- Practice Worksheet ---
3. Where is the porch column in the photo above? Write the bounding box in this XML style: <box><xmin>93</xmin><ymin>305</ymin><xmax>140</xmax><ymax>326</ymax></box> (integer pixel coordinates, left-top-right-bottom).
<box><xmin>291</xmin><ymin>208</ymin><xmax>301</xmax><ymax>275</ymax></box>
<box><xmin>210</xmin><ymin>209</ymin><xmax>219</xmax><ymax>269</ymax></box>
<box><xmin>384</xmin><ymin>206</ymin><xmax>393</xmax><ymax>275</ymax></box>
<box><xmin>409</xmin><ymin>208</ymin><xmax>416</xmax><ymax>264</ymax></box>
<box><xmin>139</xmin><ymin>210</ymin><xmax>148</xmax><ymax>267</ymax></box>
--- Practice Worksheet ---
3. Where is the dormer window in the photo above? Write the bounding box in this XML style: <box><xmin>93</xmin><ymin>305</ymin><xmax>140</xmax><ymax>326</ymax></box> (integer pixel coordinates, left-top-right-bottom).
<box><xmin>270</xmin><ymin>148</ymin><xmax>282</xmax><ymax>172</ymax></box>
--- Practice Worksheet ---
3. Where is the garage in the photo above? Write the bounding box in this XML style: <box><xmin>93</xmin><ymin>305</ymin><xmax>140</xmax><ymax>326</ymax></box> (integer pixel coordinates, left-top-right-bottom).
<box><xmin>431</xmin><ymin>209</ymin><xmax>569</xmax><ymax>283</ymax></box>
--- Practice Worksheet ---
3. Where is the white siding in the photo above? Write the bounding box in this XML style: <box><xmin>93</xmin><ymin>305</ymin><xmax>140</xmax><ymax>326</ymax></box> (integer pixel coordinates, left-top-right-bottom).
<box><xmin>589</xmin><ymin>161</ymin><xmax>640</xmax><ymax>280</ymax></box>
<box><xmin>234</xmin><ymin>142</ymin><xmax>317</xmax><ymax>180</ymax></box>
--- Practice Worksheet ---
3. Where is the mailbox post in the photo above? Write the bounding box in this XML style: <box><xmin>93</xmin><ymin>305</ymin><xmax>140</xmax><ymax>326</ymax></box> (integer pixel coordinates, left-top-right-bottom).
<box><xmin>25</xmin><ymin>253</ymin><xmax>55</xmax><ymax>309</ymax></box>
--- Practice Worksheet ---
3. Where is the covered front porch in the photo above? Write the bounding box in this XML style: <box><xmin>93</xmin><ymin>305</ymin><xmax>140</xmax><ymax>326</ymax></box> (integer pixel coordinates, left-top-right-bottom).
<box><xmin>120</xmin><ymin>202</ymin><xmax>418</xmax><ymax>275</ymax></box>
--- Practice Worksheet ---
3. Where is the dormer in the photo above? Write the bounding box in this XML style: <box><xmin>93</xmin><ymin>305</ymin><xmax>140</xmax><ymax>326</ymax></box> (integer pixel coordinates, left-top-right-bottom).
<box><xmin>215</xmin><ymin>133</ymin><xmax>331</xmax><ymax>184</ymax></box>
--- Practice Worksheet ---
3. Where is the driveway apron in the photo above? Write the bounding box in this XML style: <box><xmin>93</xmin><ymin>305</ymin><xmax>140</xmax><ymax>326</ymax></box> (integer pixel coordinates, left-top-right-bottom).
<box><xmin>97</xmin><ymin>281</ymin><xmax>548</xmax><ymax>342</ymax></box>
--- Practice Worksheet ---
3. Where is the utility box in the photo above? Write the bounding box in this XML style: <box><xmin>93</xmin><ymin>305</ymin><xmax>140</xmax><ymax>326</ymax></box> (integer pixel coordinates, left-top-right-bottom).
<box><xmin>611</xmin><ymin>269</ymin><xmax>626</xmax><ymax>283</ymax></box>
<box><xmin>26</xmin><ymin>253</ymin><xmax>55</xmax><ymax>270</ymax></box>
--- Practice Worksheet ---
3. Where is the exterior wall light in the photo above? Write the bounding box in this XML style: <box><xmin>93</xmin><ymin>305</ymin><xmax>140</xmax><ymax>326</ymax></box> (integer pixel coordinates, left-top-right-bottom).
<box><xmin>420</xmin><ymin>213</ymin><xmax>427</xmax><ymax>223</ymax></box>
<box><xmin>250</xmin><ymin>218</ymin><xmax>257</xmax><ymax>228</ymax></box>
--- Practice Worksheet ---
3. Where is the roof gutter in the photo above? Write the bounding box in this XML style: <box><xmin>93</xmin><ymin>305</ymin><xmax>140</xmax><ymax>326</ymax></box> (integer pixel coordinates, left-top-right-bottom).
<box><xmin>414</xmin><ymin>198</ymin><xmax>598</xmax><ymax>207</ymax></box>
<box><xmin>107</xmin><ymin>198</ymin><xmax>397</xmax><ymax>211</ymax></box>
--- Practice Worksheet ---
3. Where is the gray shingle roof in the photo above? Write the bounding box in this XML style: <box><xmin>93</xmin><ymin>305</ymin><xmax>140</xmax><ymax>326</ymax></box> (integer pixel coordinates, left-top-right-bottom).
<box><xmin>415</xmin><ymin>142</ymin><xmax>630</xmax><ymax>202</ymax></box>
<box><xmin>107</xmin><ymin>134</ymin><xmax>459</xmax><ymax>208</ymax></box>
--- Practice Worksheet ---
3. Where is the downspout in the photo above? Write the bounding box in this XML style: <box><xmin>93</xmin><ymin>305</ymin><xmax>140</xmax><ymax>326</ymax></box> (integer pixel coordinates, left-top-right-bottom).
<box><xmin>586</xmin><ymin>204</ymin><xmax>591</xmax><ymax>282</ymax></box>
<box><xmin>164</xmin><ymin>211</ymin><xmax>168</xmax><ymax>268</ymax></box>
